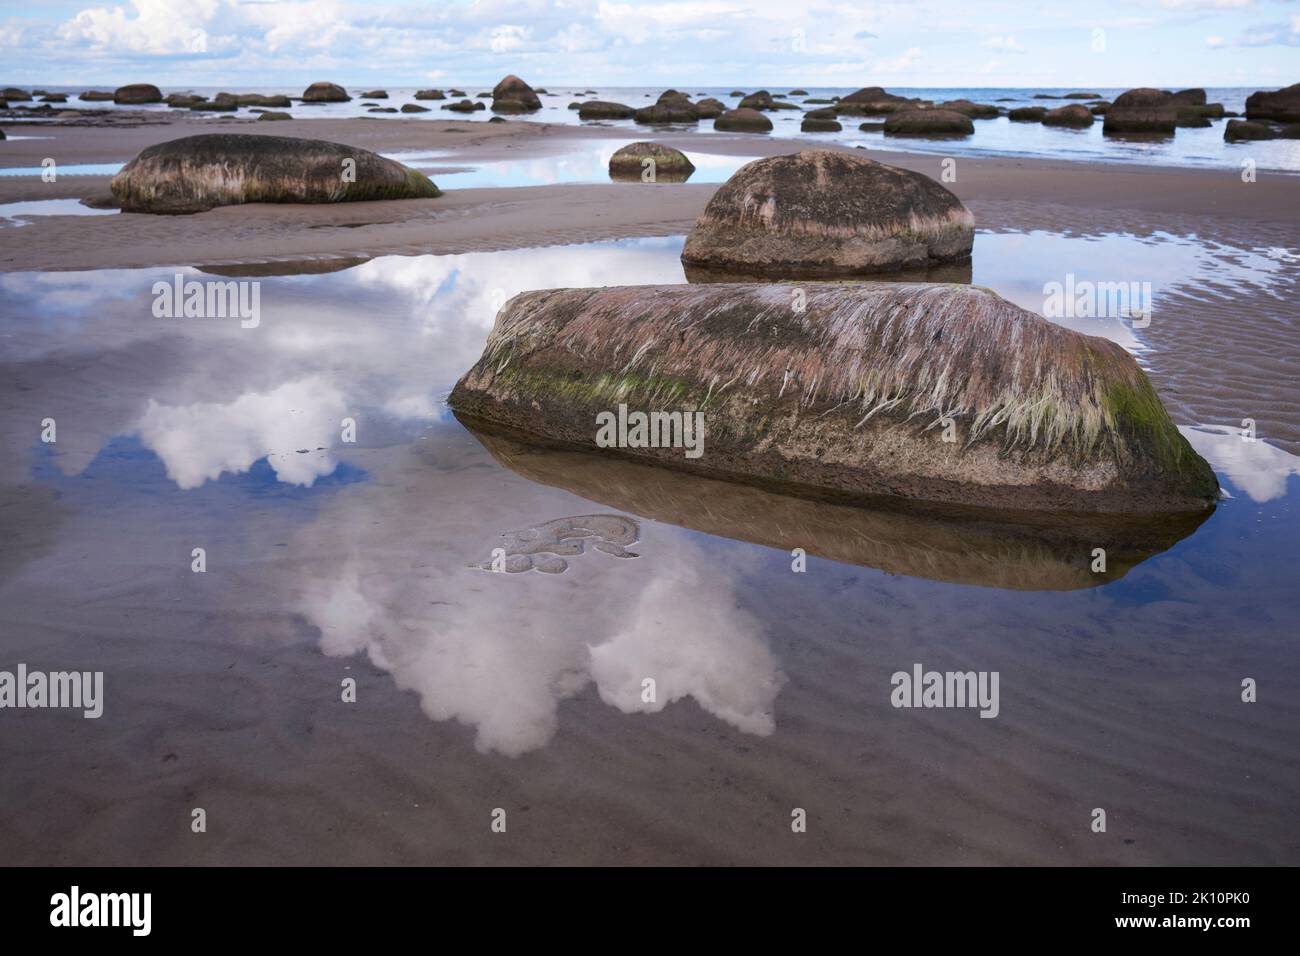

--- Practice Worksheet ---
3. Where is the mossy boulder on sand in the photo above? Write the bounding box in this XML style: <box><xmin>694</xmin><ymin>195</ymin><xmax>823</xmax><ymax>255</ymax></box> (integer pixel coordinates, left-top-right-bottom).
<box><xmin>110</xmin><ymin>133</ymin><xmax>439</xmax><ymax>214</ymax></box>
<box><xmin>608</xmin><ymin>142</ymin><xmax>695</xmax><ymax>182</ymax></box>
<box><xmin>114</xmin><ymin>83</ymin><xmax>162</xmax><ymax>104</ymax></box>
<box><xmin>681</xmin><ymin>150</ymin><xmax>973</xmax><ymax>278</ymax></box>
<box><xmin>448</xmin><ymin>283</ymin><xmax>1217</xmax><ymax>515</ymax></box>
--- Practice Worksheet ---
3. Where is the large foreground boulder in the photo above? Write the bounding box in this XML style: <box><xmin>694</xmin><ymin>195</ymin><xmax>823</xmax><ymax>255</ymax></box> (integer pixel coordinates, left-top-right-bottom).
<box><xmin>110</xmin><ymin>133</ymin><xmax>440</xmax><ymax>214</ymax></box>
<box><xmin>114</xmin><ymin>83</ymin><xmax>162</xmax><ymax>104</ymax></box>
<box><xmin>448</xmin><ymin>283</ymin><xmax>1217</xmax><ymax>515</ymax></box>
<box><xmin>1103</xmin><ymin>88</ymin><xmax>1177</xmax><ymax>133</ymax></box>
<box><xmin>608</xmin><ymin>142</ymin><xmax>694</xmax><ymax>182</ymax></box>
<box><xmin>492</xmin><ymin>75</ymin><xmax>541</xmax><ymax>113</ymax></box>
<box><xmin>1245</xmin><ymin>83</ymin><xmax>1300</xmax><ymax>123</ymax></box>
<box><xmin>301</xmin><ymin>81</ymin><xmax>349</xmax><ymax>102</ymax></box>
<box><xmin>681</xmin><ymin>150</ymin><xmax>972</xmax><ymax>277</ymax></box>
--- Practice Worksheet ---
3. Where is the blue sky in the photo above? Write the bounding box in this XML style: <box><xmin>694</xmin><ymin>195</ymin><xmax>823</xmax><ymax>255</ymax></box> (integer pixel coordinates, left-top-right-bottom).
<box><xmin>1</xmin><ymin>0</ymin><xmax>1297</xmax><ymax>88</ymax></box>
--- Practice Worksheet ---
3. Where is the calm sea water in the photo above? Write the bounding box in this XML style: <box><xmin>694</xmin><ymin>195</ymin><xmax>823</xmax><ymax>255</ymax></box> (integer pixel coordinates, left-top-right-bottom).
<box><xmin>1</xmin><ymin>232</ymin><xmax>1297</xmax><ymax>863</ymax></box>
<box><xmin>6</xmin><ymin>84</ymin><xmax>1299</xmax><ymax>173</ymax></box>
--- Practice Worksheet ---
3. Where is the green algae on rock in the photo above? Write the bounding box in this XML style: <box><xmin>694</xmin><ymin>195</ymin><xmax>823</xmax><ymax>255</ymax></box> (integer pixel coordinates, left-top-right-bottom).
<box><xmin>110</xmin><ymin>133</ymin><xmax>440</xmax><ymax>214</ymax></box>
<box><xmin>449</xmin><ymin>283</ymin><xmax>1218</xmax><ymax>515</ymax></box>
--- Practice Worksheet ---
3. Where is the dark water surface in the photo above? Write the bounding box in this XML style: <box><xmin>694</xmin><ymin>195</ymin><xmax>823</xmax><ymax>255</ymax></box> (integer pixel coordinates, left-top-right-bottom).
<box><xmin>1</xmin><ymin>234</ymin><xmax>1297</xmax><ymax>864</ymax></box>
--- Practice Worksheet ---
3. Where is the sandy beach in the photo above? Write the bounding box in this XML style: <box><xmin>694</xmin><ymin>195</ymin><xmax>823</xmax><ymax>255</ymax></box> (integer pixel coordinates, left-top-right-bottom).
<box><xmin>3</xmin><ymin>112</ymin><xmax>1299</xmax><ymax>274</ymax></box>
<box><xmin>2</xmin><ymin>93</ymin><xmax>1299</xmax><ymax>872</ymax></box>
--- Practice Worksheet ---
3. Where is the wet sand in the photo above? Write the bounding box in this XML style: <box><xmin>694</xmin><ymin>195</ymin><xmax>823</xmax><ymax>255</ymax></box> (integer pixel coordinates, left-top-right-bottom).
<box><xmin>1</xmin><ymin>110</ymin><xmax>1299</xmax><ymax>866</ymax></box>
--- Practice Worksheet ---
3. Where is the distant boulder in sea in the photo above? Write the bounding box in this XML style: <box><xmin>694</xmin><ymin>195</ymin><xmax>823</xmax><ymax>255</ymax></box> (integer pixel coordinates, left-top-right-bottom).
<box><xmin>491</xmin><ymin>75</ymin><xmax>542</xmax><ymax>113</ymax></box>
<box><xmin>938</xmin><ymin>99</ymin><xmax>1000</xmax><ymax>118</ymax></box>
<box><xmin>884</xmin><ymin>109</ymin><xmax>974</xmax><ymax>135</ymax></box>
<box><xmin>681</xmin><ymin>150</ymin><xmax>973</xmax><ymax>277</ymax></box>
<box><xmin>578</xmin><ymin>100</ymin><xmax>635</xmax><ymax>120</ymax></box>
<box><xmin>801</xmin><ymin>109</ymin><xmax>842</xmax><ymax>132</ymax></box>
<box><xmin>414</xmin><ymin>89</ymin><xmax>446</xmax><ymax>100</ymax></box>
<box><xmin>1103</xmin><ymin>88</ymin><xmax>1177</xmax><ymax>133</ymax></box>
<box><xmin>1041</xmin><ymin>104</ymin><xmax>1094</xmax><ymax>127</ymax></box>
<box><xmin>633</xmin><ymin>101</ymin><xmax>700</xmax><ymax>124</ymax></box>
<box><xmin>1245</xmin><ymin>83</ymin><xmax>1300</xmax><ymax>123</ymax></box>
<box><xmin>712</xmin><ymin>107</ymin><xmax>772</xmax><ymax>131</ymax></box>
<box><xmin>109</xmin><ymin>133</ymin><xmax>440</xmax><ymax>213</ymax></box>
<box><xmin>695</xmin><ymin>97</ymin><xmax>725</xmax><ymax>118</ymax></box>
<box><xmin>114</xmin><ymin>83</ymin><xmax>162</xmax><ymax>104</ymax></box>
<box><xmin>448</xmin><ymin>282</ymin><xmax>1218</xmax><ymax>515</ymax></box>
<box><xmin>301</xmin><ymin>82</ymin><xmax>350</xmax><ymax>102</ymax></box>
<box><xmin>1008</xmin><ymin>106</ymin><xmax>1047</xmax><ymax>122</ymax></box>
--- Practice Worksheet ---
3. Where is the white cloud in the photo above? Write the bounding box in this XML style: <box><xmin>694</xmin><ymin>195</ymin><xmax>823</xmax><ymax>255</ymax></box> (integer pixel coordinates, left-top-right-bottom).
<box><xmin>982</xmin><ymin>35</ymin><xmax>1025</xmax><ymax>53</ymax></box>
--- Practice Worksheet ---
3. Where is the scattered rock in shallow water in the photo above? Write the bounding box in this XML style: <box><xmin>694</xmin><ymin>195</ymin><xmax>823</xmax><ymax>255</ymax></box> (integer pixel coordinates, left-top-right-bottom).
<box><xmin>1245</xmin><ymin>83</ymin><xmax>1300</xmax><ymax>123</ymax></box>
<box><xmin>858</xmin><ymin>121</ymin><xmax>886</xmax><ymax>132</ymax></box>
<box><xmin>938</xmin><ymin>99</ymin><xmax>1000</xmax><ymax>118</ymax></box>
<box><xmin>834</xmin><ymin>86</ymin><xmax>918</xmax><ymax>115</ymax></box>
<box><xmin>110</xmin><ymin>133</ymin><xmax>439</xmax><ymax>213</ymax></box>
<box><xmin>1064</xmin><ymin>92</ymin><xmax>1101</xmax><ymax>99</ymax></box>
<box><xmin>360</xmin><ymin>90</ymin><xmax>388</xmax><ymax>99</ymax></box>
<box><xmin>442</xmin><ymin>99</ymin><xmax>485</xmax><ymax>112</ymax></box>
<box><xmin>884</xmin><ymin>109</ymin><xmax>974</xmax><ymax>135</ymax></box>
<box><xmin>1104</xmin><ymin>88</ymin><xmax>1177</xmax><ymax>133</ymax></box>
<box><xmin>713</xmin><ymin>107</ymin><xmax>772</xmax><ymax>131</ymax></box>
<box><xmin>114</xmin><ymin>83</ymin><xmax>162</xmax><ymax>104</ymax></box>
<box><xmin>695</xmin><ymin>97</ymin><xmax>725</xmax><ymax>118</ymax></box>
<box><xmin>634</xmin><ymin>102</ymin><xmax>700</xmax><ymax>124</ymax></box>
<box><xmin>492</xmin><ymin>75</ymin><xmax>542</xmax><ymax>113</ymax></box>
<box><xmin>415</xmin><ymin>89</ymin><xmax>446</xmax><ymax>100</ymax></box>
<box><xmin>302</xmin><ymin>81</ymin><xmax>350</xmax><ymax>102</ymax></box>
<box><xmin>2</xmin><ymin>88</ymin><xmax>31</xmax><ymax>101</ymax></box>
<box><xmin>1169</xmin><ymin>88</ymin><xmax>1206</xmax><ymax>106</ymax></box>
<box><xmin>1042</xmin><ymin>104</ymin><xmax>1094</xmax><ymax>127</ymax></box>
<box><xmin>801</xmin><ymin>109</ymin><xmax>842</xmax><ymax>132</ymax></box>
<box><xmin>80</xmin><ymin>90</ymin><xmax>115</xmax><ymax>101</ymax></box>
<box><xmin>681</xmin><ymin>149</ymin><xmax>972</xmax><ymax>278</ymax></box>
<box><xmin>400</xmin><ymin>103</ymin><xmax>430</xmax><ymax>113</ymax></box>
<box><xmin>469</xmin><ymin>515</ymin><xmax>640</xmax><ymax>573</ymax></box>
<box><xmin>608</xmin><ymin>142</ymin><xmax>694</xmax><ymax>182</ymax></box>
<box><xmin>1224</xmin><ymin>119</ymin><xmax>1281</xmax><ymax>141</ymax></box>
<box><xmin>1008</xmin><ymin>106</ymin><xmax>1047</xmax><ymax>122</ymax></box>
<box><xmin>578</xmin><ymin>100</ymin><xmax>634</xmax><ymax>119</ymax></box>
<box><xmin>257</xmin><ymin>111</ymin><xmax>292</xmax><ymax>121</ymax></box>
<box><xmin>449</xmin><ymin>283</ymin><xmax>1218</xmax><ymax>515</ymax></box>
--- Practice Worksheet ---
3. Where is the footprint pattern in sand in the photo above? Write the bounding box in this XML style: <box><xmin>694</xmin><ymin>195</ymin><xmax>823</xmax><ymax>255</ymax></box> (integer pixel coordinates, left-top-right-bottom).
<box><xmin>471</xmin><ymin>514</ymin><xmax>641</xmax><ymax>574</ymax></box>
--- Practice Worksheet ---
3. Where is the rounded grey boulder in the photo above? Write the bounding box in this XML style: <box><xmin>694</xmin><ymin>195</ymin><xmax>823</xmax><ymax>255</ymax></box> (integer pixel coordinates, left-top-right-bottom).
<box><xmin>681</xmin><ymin>149</ymin><xmax>973</xmax><ymax>278</ymax></box>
